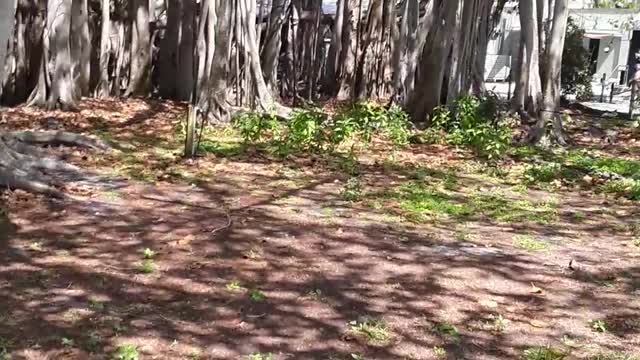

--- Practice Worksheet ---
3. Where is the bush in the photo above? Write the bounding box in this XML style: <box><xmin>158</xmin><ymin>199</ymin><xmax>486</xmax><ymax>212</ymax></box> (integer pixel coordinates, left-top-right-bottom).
<box><xmin>431</xmin><ymin>95</ymin><xmax>511</xmax><ymax>159</ymax></box>
<box><xmin>562</xmin><ymin>17</ymin><xmax>593</xmax><ymax>100</ymax></box>
<box><xmin>232</xmin><ymin>103</ymin><xmax>411</xmax><ymax>155</ymax></box>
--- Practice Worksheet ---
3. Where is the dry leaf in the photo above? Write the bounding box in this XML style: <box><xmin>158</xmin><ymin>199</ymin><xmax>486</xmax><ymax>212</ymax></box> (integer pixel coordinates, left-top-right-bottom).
<box><xmin>529</xmin><ymin>282</ymin><xmax>544</xmax><ymax>294</ymax></box>
<box><xmin>529</xmin><ymin>319</ymin><xmax>548</xmax><ymax>328</ymax></box>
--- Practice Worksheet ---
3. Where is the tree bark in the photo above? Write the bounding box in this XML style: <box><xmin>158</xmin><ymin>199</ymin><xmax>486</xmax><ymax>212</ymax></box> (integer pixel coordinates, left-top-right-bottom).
<box><xmin>407</xmin><ymin>0</ymin><xmax>459</xmax><ymax>123</ymax></box>
<box><xmin>126</xmin><ymin>0</ymin><xmax>151</xmax><ymax>96</ymax></box>
<box><xmin>518</xmin><ymin>0</ymin><xmax>543</xmax><ymax>117</ymax></box>
<box><xmin>336</xmin><ymin>0</ymin><xmax>359</xmax><ymax>101</ymax></box>
<box><xmin>261</xmin><ymin>0</ymin><xmax>288</xmax><ymax>92</ymax></box>
<box><xmin>531</xmin><ymin>0</ymin><xmax>569</xmax><ymax>144</ymax></box>
<box><xmin>97</xmin><ymin>0</ymin><xmax>110</xmax><ymax>97</ymax></box>
<box><xmin>0</xmin><ymin>0</ymin><xmax>17</xmax><ymax>82</ymax></box>
<box><xmin>70</xmin><ymin>0</ymin><xmax>90</xmax><ymax>96</ymax></box>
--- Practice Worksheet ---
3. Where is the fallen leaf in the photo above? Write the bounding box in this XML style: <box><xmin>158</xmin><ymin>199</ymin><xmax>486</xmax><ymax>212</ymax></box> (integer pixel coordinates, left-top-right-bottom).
<box><xmin>529</xmin><ymin>319</ymin><xmax>548</xmax><ymax>328</ymax></box>
<box><xmin>529</xmin><ymin>282</ymin><xmax>544</xmax><ymax>294</ymax></box>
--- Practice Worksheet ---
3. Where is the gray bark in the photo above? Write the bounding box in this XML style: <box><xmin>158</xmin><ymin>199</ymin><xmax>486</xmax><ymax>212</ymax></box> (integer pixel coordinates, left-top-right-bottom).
<box><xmin>97</xmin><ymin>0</ymin><xmax>110</xmax><ymax>97</ymax></box>
<box><xmin>532</xmin><ymin>0</ymin><xmax>569</xmax><ymax>144</ymax></box>
<box><xmin>0</xmin><ymin>0</ymin><xmax>17</xmax><ymax>82</ymax></box>
<box><xmin>408</xmin><ymin>0</ymin><xmax>459</xmax><ymax>123</ymax></box>
<box><xmin>71</xmin><ymin>0</ymin><xmax>90</xmax><ymax>96</ymax></box>
<box><xmin>261</xmin><ymin>0</ymin><xmax>288</xmax><ymax>92</ymax></box>
<box><xmin>126</xmin><ymin>0</ymin><xmax>151</xmax><ymax>96</ymax></box>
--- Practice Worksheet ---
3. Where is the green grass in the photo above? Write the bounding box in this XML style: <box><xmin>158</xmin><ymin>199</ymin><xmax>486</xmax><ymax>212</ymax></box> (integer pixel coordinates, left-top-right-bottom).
<box><xmin>138</xmin><ymin>259</ymin><xmax>156</xmax><ymax>274</ymax></box>
<box><xmin>591</xmin><ymin>319</ymin><xmax>609</xmax><ymax>333</ymax></box>
<box><xmin>111</xmin><ymin>344</ymin><xmax>139</xmax><ymax>360</ymax></box>
<box><xmin>376</xmin><ymin>181</ymin><xmax>558</xmax><ymax>224</ymax></box>
<box><xmin>433</xmin><ymin>346</ymin><xmax>447</xmax><ymax>358</ymax></box>
<box><xmin>433</xmin><ymin>322</ymin><xmax>460</xmax><ymax>343</ymax></box>
<box><xmin>142</xmin><ymin>248</ymin><xmax>156</xmax><ymax>259</ymax></box>
<box><xmin>348</xmin><ymin>318</ymin><xmax>391</xmax><ymax>344</ymax></box>
<box><xmin>523</xmin><ymin>346</ymin><xmax>566</xmax><ymax>360</ymax></box>
<box><xmin>633</xmin><ymin>237</ymin><xmax>640</xmax><ymax>247</ymax></box>
<box><xmin>249</xmin><ymin>289</ymin><xmax>266</xmax><ymax>302</ymax></box>
<box><xmin>490</xmin><ymin>314</ymin><xmax>508</xmax><ymax>332</ymax></box>
<box><xmin>226</xmin><ymin>280</ymin><xmax>244</xmax><ymax>291</ymax></box>
<box><xmin>514</xmin><ymin>235</ymin><xmax>550</xmax><ymax>252</ymax></box>
<box><xmin>247</xmin><ymin>352</ymin><xmax>273</xmax><ymax>360</ymax></box>
<box><xmin>341</xmin><ymin>177</ymin><xmax>363</xmax><ymax>201</ymax></box>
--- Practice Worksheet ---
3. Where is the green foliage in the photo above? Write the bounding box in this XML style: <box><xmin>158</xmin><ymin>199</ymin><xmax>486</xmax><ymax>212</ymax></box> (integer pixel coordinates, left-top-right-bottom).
<box><xmin>433</xmin><ymin>346</ymin><xmax>447</xmax><ymax>358</ymax></box>
<box><xmin>226</xmin><ymin>280</ymin><xmax>243</xmax><ymax>291</ymax></box>
<box><xmin>601</xmin><ymin>179</ymin><xmax>640</xmax><ymax>200</ymax></box>
<box><xmin>348</xmin><ymin>318</ymin><xmax>391</xmax><ymax>343</ymax></box>
<box><xmin>234</xmin><ymin>112</ymin><xmax>280</xmax><ymax>144</ymax></box>
<box><xmin>248</xmin><ymin>353</ymin><xmax>273</xmax><ymax>360</ymax></box>
<box><xmin>591</xmin><ymin>319</ymin><xmax>609</xmax><ymax>333</ymax></box>
<box><xmin>514</xmin><ymin>235</ymin><xmax>550</xmax><ymax>252</ymax></box>
<box><xmin>523</xmin><ymin>346</ymin><xmax>566</xmax><ymax>360</ymax></box>
<box><xmin>340</xmin><ymin>177</ymin><xmax>363</xmax><ymax>201</ymax></box>
<box><xmin>232</xmin><ymin>103</ymin><xmax>411</xmax><ymax>156</ymax></box>
<box><xmin>111</xmin><ymin>344</ymin><xmax>139</xmax><ymax>360</ymax></box>
<box><xmin>143</xmin><ymin>248</ymin><xmax>155</xmax><ymax>259</ymax></box>
<box><xmin>336</xmin><ymin>102</ymin><xmax>411</xmax><ymax>146</ymax></box>
<box><xmin>284</xmin><ymin>108</ymin><xmax>327</xmax><ymax>151</ymax></box>
<box><xmin>562</xmin><ymin>17</ymin><xmax>593</xmax><ymax>100</ymax></box>
<box><xmin>138</xmin><ymin>259</ymin><xmax>155</xmax><ymax>274</ymax></box>
<box><xmin>431</xmin><ymin>95</ymin><xmax>511</xmax><ymax>159</ymax></box>
<box><xmin>433</xmin><ymin>322</ymin><xmax>461</xmax><ymax>343</ymax></box>
<box><xmin>249</xmin><ymin>288</ymin><xmax>266</xmax><ymax>302</ymax></box>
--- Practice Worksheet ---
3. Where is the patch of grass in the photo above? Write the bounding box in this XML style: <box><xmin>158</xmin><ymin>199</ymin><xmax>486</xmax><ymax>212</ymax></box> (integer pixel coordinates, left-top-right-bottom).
<box><xmin>226</xmin><ymin>280</ymin><xmax>244</xmax><ymax>291</ymax></box>
<box><xmin>188</xmin><ymin>348</ymin><xmax>203</xmax><ymax>360</ymax></box>
<box><xmin>514</xmin><ymin>235</ymin><xmax>549</xmax><ymax>252</ymax></box>
<box><xmin>350</xmin><ymin>354</ymin><xmax>365</xmax><ymax>360</ymax></box>
<box><xmin>249</xmin><ymin>288</ymin><xmax>266</xmax><ymax>302</ymax></box>
<box><xmin>198</xmin><ymin>140</ymin><xmax>245</xmax><ymax>157</ymax></box>
<box><xmin>0</xmin><ymin>337</ymin><xmax>14</xmax><ymax>358</ymax></box>
<box><xmin>142</xmin><ymin>248</ymin><xmax>156</xmax><ymax>259</ymax></box>
<box><xmin>591</xmin><ymin>319</ymin><xmax>609</xmax><ymax>333</ymax></box>
<box><xmin>247</xmin><ymin>352</ymin><xmax>273</xmax><ymax>360</ymax></box>
<box><xmin>433</xmin><ymin>346</ymin><xmax>447</xmax><ymax>358</ymax></box>
<box><xmin>601</xmin><ymin>179</ymin><xmax>640</xmax><ymax>200</ymax></box>
<box><xmin>341</xmin><ymin>177</ymin><xmax>363</xmax><ymax>201</ymax></box>
<box><xmin>523</xmin><ymin>346</ymin><xmax>566</xmax><ymax>360</ymax></box>
<box><xmin>111</xmin><ymin>344</ymin><xmax>139</xmax><ymax>360</ymax></box>
<box><xmin>433</xmin><ymin>322</ymin><xmax>460</xmax><ymax>343</ymax></box>
<box><xmin>304</xmin><ymin>288</ymin><xmax>324</xmax><ymax>301</ymax></box>
<box><xmin>490</xmin><ymin>314</ymin><xmax>508</xmax><ymax>332</ymax></box>
<box><xmin>455</xmin><ymin>229</ymin><xmax>469</xmax><ymax>241</ymax></box>
<box><xmin>633</xmin><ymin>237</ymin><xmax>640</xmax><ymax>247</ymax></box>
<box><xmin>470</xmin><ymin>194</ymin><xmax>558</xmax><ymax>224</ymax></box>
<box><xmin>61</xmin><ymin>337</ymin><xmax>75</xmax><ymax>347</ymax></box>
<box><xmin>138</xmin><ymin>259</ymin><xmax>156</xmax><ymax>274</ymax></box>
<box><xmin>348</xmin><ymin>318</ymin><xmax>391</xmax><ymax>344</ymax></box>
<box><xmin>393</xmin><ymin>182</ymin><xmax>471</xmax><ymax>218</ymax></box>
<box><xmin>28</xmin><ymin>241</ymin><xmax>45</xmax><ymax>252</ymax></box>
<box><xmin>88</xmin><ymin>300</ymin><xmax>105</xmax><ymax>311</ymax></box>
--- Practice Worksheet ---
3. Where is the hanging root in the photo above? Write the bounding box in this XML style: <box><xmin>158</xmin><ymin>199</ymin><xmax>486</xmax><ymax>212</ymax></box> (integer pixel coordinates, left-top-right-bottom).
<box><xmin>0</xmin><ymin>131</ymin><xmax>111</xmax><ymax>198</ymax></box>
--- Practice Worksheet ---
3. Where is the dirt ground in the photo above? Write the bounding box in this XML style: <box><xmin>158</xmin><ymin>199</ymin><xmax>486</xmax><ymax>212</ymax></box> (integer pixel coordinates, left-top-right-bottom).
<box><xmin>0</xmin><ymin>100</ymin><xmax>639</xmax><ymax>360</ymax></box>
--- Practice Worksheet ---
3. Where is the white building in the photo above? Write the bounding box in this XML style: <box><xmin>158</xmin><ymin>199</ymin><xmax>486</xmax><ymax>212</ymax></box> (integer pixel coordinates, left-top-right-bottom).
<box><xmin>485</xmin><ymin>0</ymin><xmax>639</xmax><ymax>88</ymax></box>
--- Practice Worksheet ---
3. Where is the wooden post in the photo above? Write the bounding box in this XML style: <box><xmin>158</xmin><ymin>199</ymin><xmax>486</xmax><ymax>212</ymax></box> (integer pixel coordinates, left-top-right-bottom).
<box><xmin>630</xmin><ymin>83</ymin><xmax>636</xmax><ymax>120</ymax></box>
<box><xmin>600</xmin><ymin>73</ymin><xmax>606</xmax><ymax>103</ymax></box>
<box><xmin>609</xmin><ymin>83</ymin><xmax>614</xmax><ymax>103</ymax></box>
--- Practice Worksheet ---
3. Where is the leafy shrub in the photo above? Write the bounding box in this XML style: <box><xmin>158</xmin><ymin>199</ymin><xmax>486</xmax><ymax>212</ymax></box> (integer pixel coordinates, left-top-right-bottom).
<box><xmin>233</xmin><ymin>103</ymin><xmax>411</xmax><ymax>155</ymax></box>
<box><xmin>562</xmin><ymin>17</ymin><xmax>593</xmax><ymax>100</ymax></box>
<box><xmin>333</xmin><ymin>102</ymin><xmax>411</xmax><ymax>146</ymax></box>
<box><xmin>234</xmin><ymin>112</ymin><xmax>280</xmax><ymax>144</ymax></box>
<box><xmin>431</xmin><ymin>95</ymin><xmax>511</xmax><ymax>159</ymax></box>
<box><xmin>341</xmin><ymin>177</ymin><xmax>363</xmax><ymax>201</ymax></box>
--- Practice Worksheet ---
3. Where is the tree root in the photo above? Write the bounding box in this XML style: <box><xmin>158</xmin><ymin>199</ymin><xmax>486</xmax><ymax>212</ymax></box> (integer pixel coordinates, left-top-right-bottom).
<box><xmin>0</xmin><ymin>130</ymin><xmax>110</xmax><ymax>198</ymax></box>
